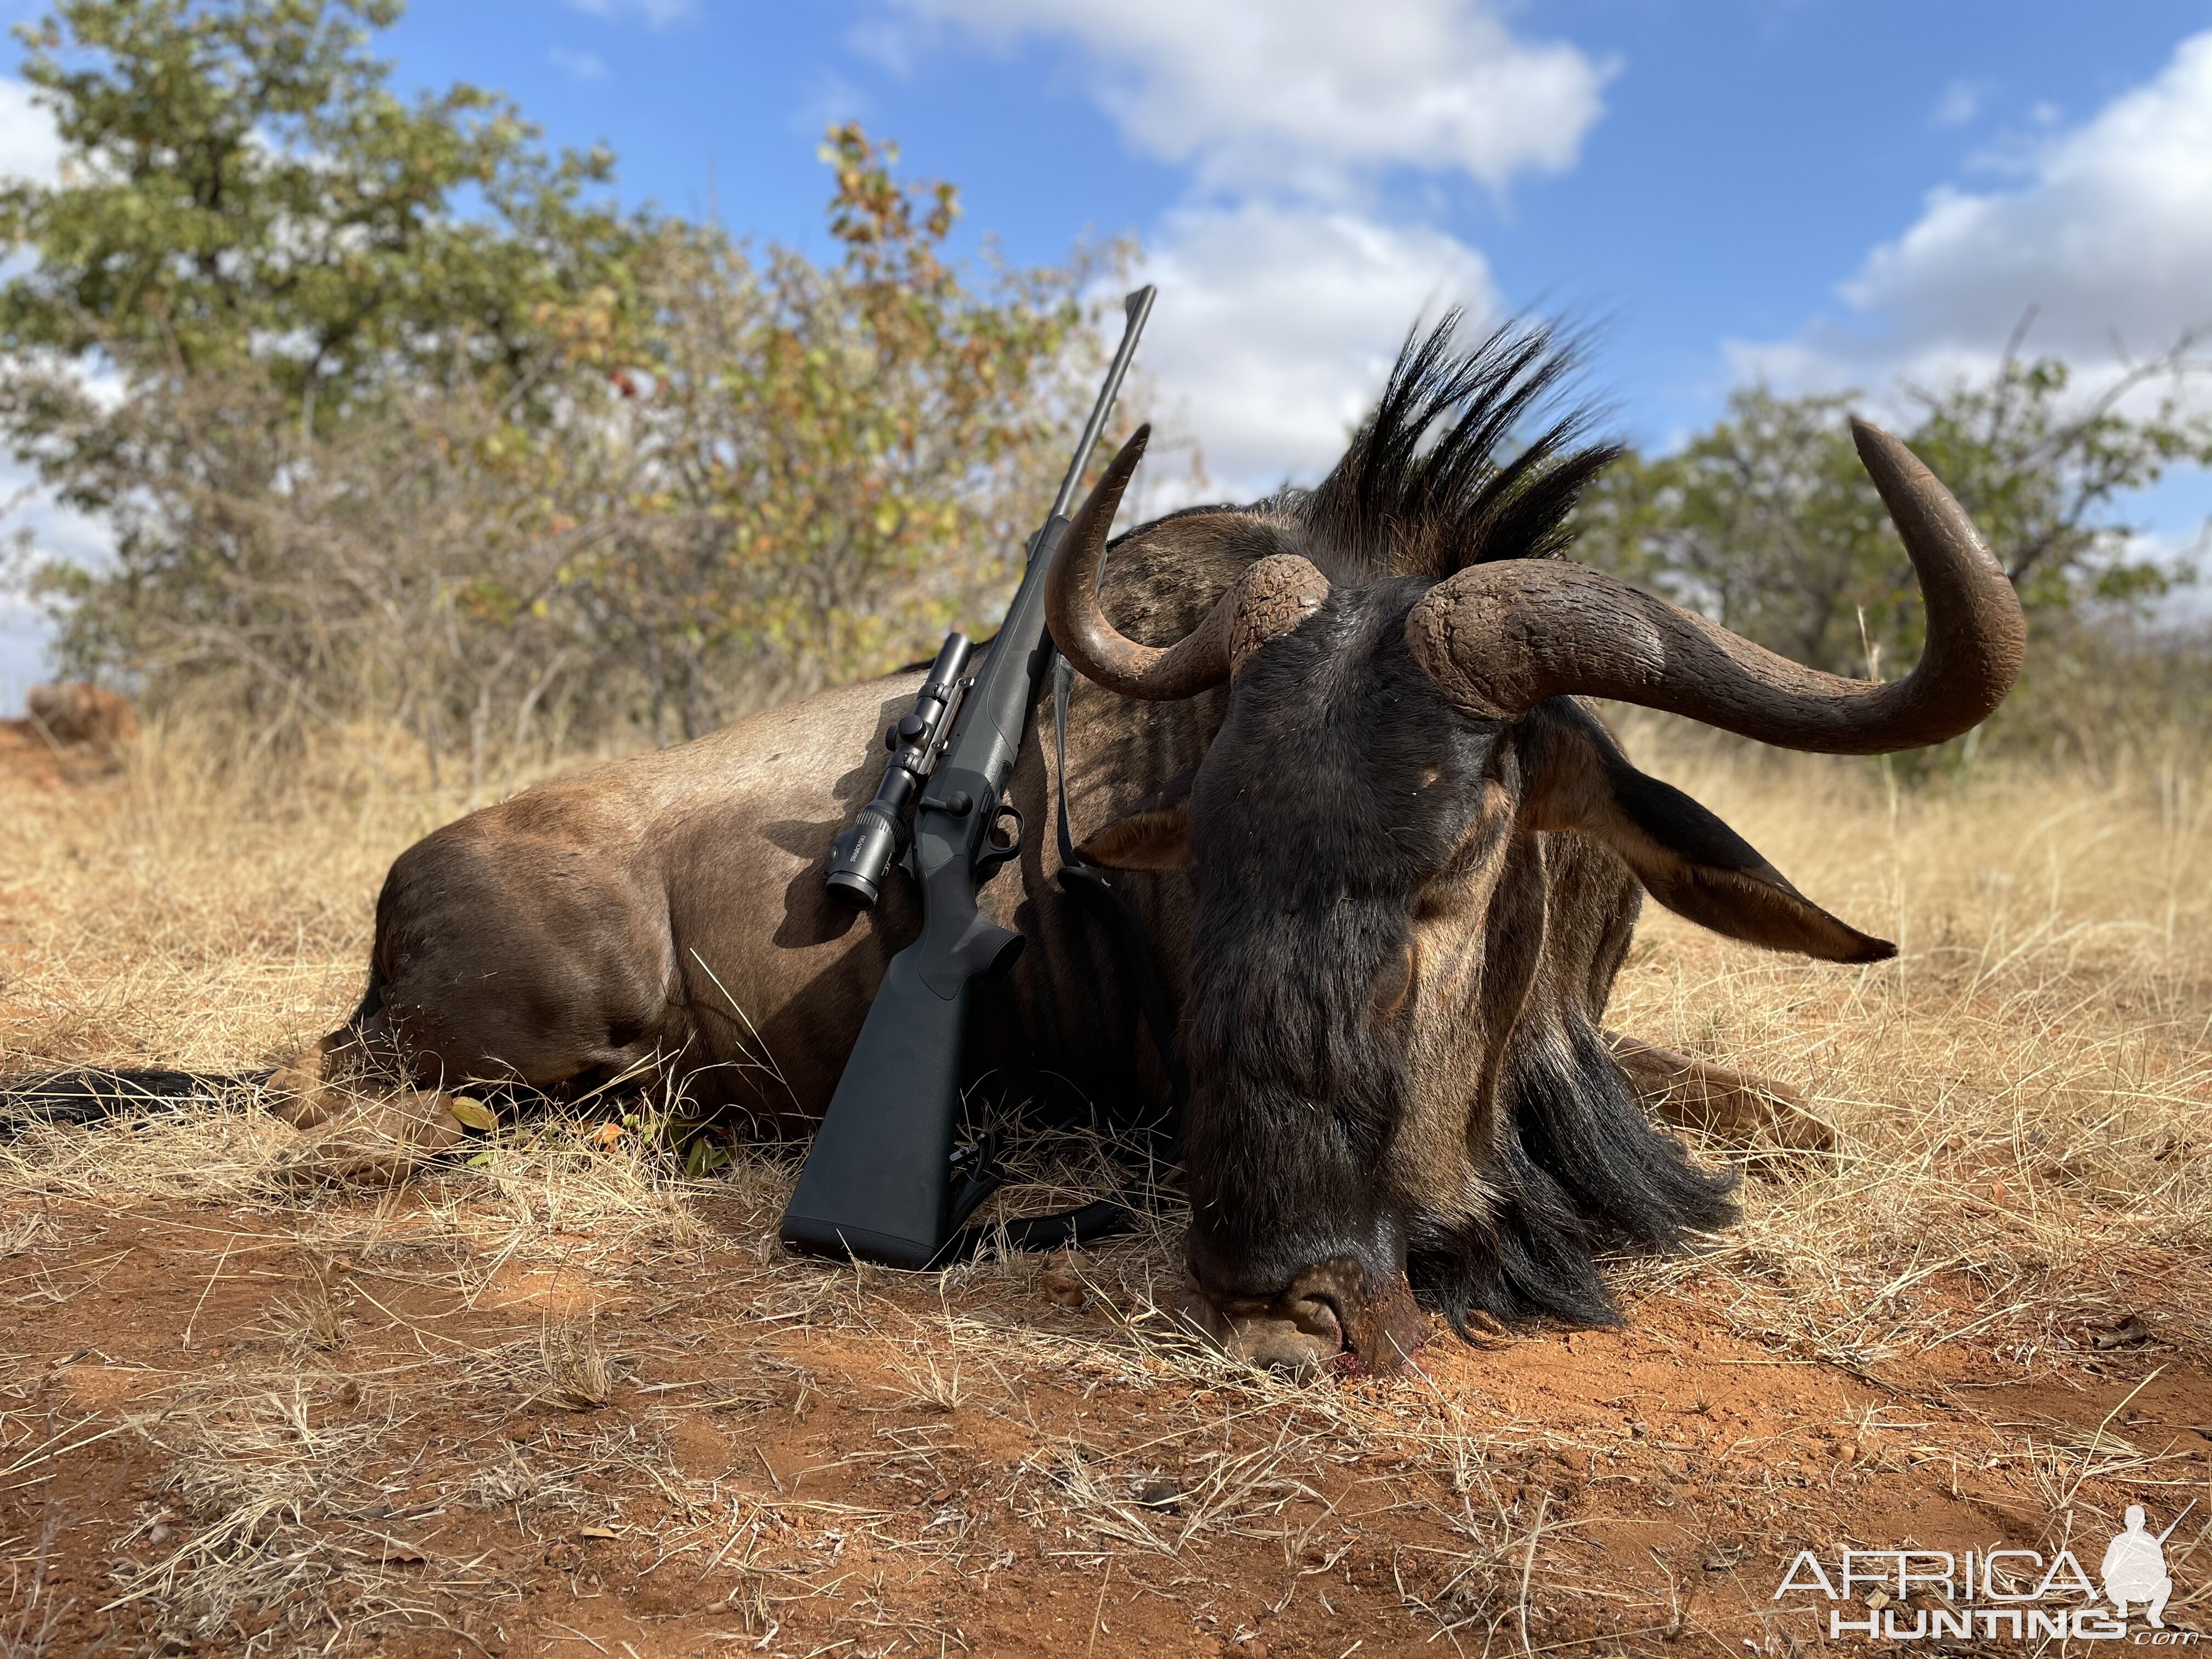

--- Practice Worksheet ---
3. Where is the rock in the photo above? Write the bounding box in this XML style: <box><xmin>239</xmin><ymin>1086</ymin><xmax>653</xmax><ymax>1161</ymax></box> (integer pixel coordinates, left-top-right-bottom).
<box><xmin>1040</xmin><ymin>1249</ymin><xmax>1091</xmax><ymax>1308</ymax></box>
<box><xmin>1136</xmin><ymin>1478</ymin><xmax>1182</xmax><ymax>1512</ymax></box>
<box><xmin>2089</xmin><ymin>1312</ymin><xmax>2152</xmax><ymax>1350</ymax></box>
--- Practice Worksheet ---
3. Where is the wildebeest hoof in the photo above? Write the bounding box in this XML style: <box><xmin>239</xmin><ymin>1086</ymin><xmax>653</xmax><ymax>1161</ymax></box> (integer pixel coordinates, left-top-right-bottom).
<box><xmin>266</xmin><ymin>1089</ymin><xmax>466</xmax><ymax>1187</ymax></box>
<box><xmin>266</xmin><ymin>1036</ymin><xmax>343</xmax><ymax>1129</ymax></box>
<box><xmin>1610</xmin><ymin>1034</ymin><xmax>1837</xmax><ymax>1155</ymax></box>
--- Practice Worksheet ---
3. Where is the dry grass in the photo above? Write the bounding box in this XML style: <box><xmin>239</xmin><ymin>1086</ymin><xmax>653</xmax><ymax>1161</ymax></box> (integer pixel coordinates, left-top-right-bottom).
<box><xmin>2</xmin><ymin>708</ymin><xmax>2210</xmax><ymax>1652</ymax></box>
<box><xmin>0</xmin><ymin>714</ymin><xmax>600</xmax><ymax>1075</ymax></box>
<box><xmin>1602</xmin><ymin>713</ymin><xmax>2212</xmax><ymax>1369</ymax></box>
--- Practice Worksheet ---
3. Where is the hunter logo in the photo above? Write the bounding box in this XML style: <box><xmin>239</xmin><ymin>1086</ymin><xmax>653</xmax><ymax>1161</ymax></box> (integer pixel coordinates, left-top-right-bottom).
<box><xmin>1771</xmin><ymin>1503</ymin><xmax>2200</xmax><ymax>1643</ymax></box>
<box><xmin>2106</xmin><ymin>1505</ymin><xmax>2183</xmax><ymax>1627</ymax></box>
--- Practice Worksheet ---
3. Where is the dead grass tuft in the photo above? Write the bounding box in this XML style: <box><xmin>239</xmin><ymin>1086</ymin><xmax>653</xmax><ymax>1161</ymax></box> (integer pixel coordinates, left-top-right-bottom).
<box><xmin>110</xmin><ymin>1378</ymin><xmax>479</xmax><ymax>1644</ymax></box>
<box><xmin>1599</xmin><ymin>713</ymin><xmax>2212</xmax><ymax>1372</ymax></box>
<box><xmin>264</xmin><ymin>1272</ymin><xmax>348</xmax><ymax>1362</ymax></box>
<box><xmin>535</xmin><ymin>1316</ymin><xmax>622</xmax><ymax>1412</ymax></box>
<box><xmin>472</xmin><ymin>1316</ymin><xmax>629</xmax><ymax>1412</ymax></box>
<box><xmin>0</xmin><ymin>1506</ymin><xmax>76</xmax><ymax>1659</ymax></box>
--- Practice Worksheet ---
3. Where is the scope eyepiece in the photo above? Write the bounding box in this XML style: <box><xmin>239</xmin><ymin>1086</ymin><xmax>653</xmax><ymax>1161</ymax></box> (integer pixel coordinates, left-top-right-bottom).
<box><xmin>825</xmin><ymin>803</ymin><xmax>901</xmax><ymax>909</ymax></box>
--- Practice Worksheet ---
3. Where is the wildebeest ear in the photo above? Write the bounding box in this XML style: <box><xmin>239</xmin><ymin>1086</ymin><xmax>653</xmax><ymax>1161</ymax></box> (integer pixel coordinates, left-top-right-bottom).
<box><xmin>1075</xmin><ymin>802</ymin><xmax>1192</xmax><ymax>871</ymax></box>
<box><xmin>1523</xmin><ymin>702</ymin><xmax>1895</xmax><ymax>964</ymax></box>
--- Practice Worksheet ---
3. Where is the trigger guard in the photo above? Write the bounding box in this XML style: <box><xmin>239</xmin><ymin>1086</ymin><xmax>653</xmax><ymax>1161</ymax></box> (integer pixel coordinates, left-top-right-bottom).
<box><xmin>974</xmin><ymin>801</ymin><xmax>1024</xmax><ymax>873</ymax></box>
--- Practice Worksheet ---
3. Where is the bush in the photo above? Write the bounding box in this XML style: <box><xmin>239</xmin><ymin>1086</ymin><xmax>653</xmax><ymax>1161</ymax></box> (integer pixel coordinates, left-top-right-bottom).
<box><xmin>3</xmin><ymin>2</ymin><xmax>1118</xmax><ymax>793</ymax></box>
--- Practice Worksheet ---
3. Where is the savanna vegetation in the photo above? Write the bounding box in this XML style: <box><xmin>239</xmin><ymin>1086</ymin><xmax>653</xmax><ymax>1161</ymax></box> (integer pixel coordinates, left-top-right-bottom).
<box><xmin>4</xmin><ymin>0</ymin><xmax>1121</xmax><ymax>795</ymax></box>
<box><xmin>4</xmin><ymin>0</ymin><xmax>2207</xmax><ymax>787</ymax></box>
<box><xmin>2</xmin><ymin>3</ymin><xmax>2210</xmax><ymax>1657</ymax></box>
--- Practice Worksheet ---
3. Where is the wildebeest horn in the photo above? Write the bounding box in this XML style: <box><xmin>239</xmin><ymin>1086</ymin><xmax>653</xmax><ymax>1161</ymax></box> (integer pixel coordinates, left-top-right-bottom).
<box><xmin>1404</xmin><ymin>419</ymin><xmax>2027</xmax><ymax>753</ymax></box>
<box><xmin>1048</xmin><ymin>426</ymin><xmax>1331</xmax><ymax>700</ymax></box>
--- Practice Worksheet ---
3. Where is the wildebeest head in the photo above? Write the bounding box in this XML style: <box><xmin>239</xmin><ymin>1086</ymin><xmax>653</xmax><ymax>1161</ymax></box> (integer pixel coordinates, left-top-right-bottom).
<box><xmin>1046</xmin><ymin>320</ymin><xmax>2025</xmax><ymax>1373</ymax></box>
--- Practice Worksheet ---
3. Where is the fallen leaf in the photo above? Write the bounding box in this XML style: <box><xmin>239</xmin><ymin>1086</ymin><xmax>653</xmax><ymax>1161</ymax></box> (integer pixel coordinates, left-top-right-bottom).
<box><xmin>577</xmin><ymin>1525</ymin><xmax>618</xmax><ymax>1540</ymax></box>
<box><xmin>447</xmin><ymin>1096</ymin><xmax>498</xmax><ymax>1132</ymax></box>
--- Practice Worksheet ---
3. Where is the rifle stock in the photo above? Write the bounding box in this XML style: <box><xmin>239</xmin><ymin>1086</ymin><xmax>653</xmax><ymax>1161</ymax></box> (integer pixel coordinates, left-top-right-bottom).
<box><xmin>776</xmin><ymin>952</ymin><xmax>970</xmax><ymax>1265</ymax></box>
<box><xmin>780</xmin><ymin>289</ymin><xmax>1155</xmax><ymax>1268</ymax></box>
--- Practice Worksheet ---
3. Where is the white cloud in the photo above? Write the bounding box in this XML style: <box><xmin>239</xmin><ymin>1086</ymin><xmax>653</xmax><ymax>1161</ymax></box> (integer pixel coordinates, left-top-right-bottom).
<box><xmin>566</xmin><ymin>0</ymin><xmax>698</xmax><ymax>26</ymax></box>
<box><xmin>1129</xmin><ymin>202</ymin><xmax>1498</xmax><ymax>500</ymax></box>
<box><xmin>0</xmin><ymin>81</ymin><xmax>78</xmax><ymax>709</ymax></box>
<box><xmin>0</xmin><ymin>473</ymin><xmax>110</xmax><ymax>715</ymax></box>
<box><xmin>888</xmin><ymin>0</ymin><xmax>1610</xmax><ymax>200</ymax></box>
<box><xmin>1930</xmin><ymin>77</ymin><xmax>1984</xmax><ymax>129</ymax></box>
<box><xmin>0</xmin><ymin>599</ymin><xmax>53</xmax><ymax>714</ymax></box>
<box><xmin>1736</xmin><ymin>30</ymin><xmax>2212</xmax><ymax>395</ymax></box>
<box><xmin>0</xmin><ymin>78</ymin><xmax>61</xmax><ymax>185</ymax></box>
<box><xmin>549</xmin><ymin>48</ymin><xmax>608</xmax><ymax>81</ymax></box>
<box><xmin>874</xmin><ymin>3</ymin><xmax>1593</xmax><ymax>494</ymax></box>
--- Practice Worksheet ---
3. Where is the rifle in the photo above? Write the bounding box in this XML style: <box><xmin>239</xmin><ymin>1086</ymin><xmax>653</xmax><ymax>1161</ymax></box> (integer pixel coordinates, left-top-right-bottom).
<box><xmin>780</xmin><ymin>285</ymin><xmax>1158</xmax><ymax>1268</ymax></box>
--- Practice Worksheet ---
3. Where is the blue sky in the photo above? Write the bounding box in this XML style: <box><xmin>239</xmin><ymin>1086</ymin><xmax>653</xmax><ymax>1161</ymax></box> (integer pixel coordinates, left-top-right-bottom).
<box><xmin>1</xmin><ymin>0</ymin><xmax>2210</xmax><ymax>697</ymax></box>
<box><xmin>365</xmin><ymin>2</ymin><xmax>2212</xmax><ymax>473</ymax></box>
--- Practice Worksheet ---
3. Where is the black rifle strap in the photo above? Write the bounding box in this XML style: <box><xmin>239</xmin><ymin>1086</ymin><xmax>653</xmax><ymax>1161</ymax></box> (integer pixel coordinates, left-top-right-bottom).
<box><xmin>933</xmin><ymin>652</ymin><xmax>1187</xmax><ymax>1265</ymax></box>
<box><xmin>1050</xmin><ymin>651</ymin><xmax>1190</xmax><ymax>1139</ymax></box>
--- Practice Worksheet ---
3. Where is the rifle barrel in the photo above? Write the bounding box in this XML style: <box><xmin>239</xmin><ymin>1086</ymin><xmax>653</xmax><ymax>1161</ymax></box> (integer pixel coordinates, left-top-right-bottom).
<box><xmin>1047</xmin><ymin>285</ymin><xmax>1156</xmax><ymax>527</ymax></box>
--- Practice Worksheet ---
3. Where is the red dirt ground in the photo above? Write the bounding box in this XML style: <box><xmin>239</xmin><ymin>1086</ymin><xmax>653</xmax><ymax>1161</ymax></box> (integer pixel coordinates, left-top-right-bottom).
<box><xmin>4</xmin><ymin>1172</ymin><xmax>2210</xmax><ymax>1658</ymax></box>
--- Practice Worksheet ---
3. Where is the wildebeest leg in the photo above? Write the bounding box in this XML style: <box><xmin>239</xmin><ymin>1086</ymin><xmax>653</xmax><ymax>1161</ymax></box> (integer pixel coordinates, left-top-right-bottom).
<box><xmin>1607</xmin><ymin>1034</ymin><xmax>1836</xmax><ymax>1153</ymax></box>
<box><xmin>267</xmin><ymin>969</ymin><xmax>469</xmax><ymax>1184</ymax></box>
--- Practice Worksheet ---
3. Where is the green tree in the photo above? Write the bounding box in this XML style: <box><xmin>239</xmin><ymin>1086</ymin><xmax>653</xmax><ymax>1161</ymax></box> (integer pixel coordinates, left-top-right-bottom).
<box><xmin>583</xmin><ymin>124</ymin><xmax>1101</xmax><ymax>736</ymax></box>
<box><xmin>1</xmin><ymin>0</ymin><xmax>643</xmax><ymax>749</ymax></box>
<box><xmin>1</xmin><ymin>1</ymin><xmax>1116</xmax><ymax>790</ymax></box>
<box><xmin>0</xmin><ymin>0</ymin><xmax>634</xmax><ymax>425</ymax></box>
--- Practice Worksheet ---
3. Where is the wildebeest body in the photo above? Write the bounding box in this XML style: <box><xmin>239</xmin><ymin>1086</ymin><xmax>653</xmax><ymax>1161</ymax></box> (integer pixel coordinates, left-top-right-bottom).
<box><xmin>348</xmin><ymin>672</ymin><xmax>1201</xmax><ymax>1122</ymax></box>
<box><xmin>278</xmin><ymin>318</ymin><xmax>2025</xmax><ymax>1373</ymax></box>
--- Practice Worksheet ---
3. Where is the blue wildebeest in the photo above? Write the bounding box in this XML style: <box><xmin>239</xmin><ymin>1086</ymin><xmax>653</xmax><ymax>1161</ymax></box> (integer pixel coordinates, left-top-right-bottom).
<box><xmin>269</xmin><ymin>322</ymin><xmax>2024</xmax><ymax>1370</ymax></box>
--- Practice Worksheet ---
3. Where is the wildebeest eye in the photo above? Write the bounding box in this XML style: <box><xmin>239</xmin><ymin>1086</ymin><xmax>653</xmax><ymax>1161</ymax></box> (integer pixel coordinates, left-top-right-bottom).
<box><xmin>1418</xmin><ymin>765</ymin><xmax>1444</xmax><ymax>788</ymax></box>
<box><xmin>1370</xmin><ymin>939</ymin><xmax>1417</xmax><ymax>1019</ymax></box>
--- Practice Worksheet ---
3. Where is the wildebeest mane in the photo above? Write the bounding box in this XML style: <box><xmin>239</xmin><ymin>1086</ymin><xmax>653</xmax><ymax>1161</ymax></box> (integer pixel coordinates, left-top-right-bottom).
<box><xmin>1293</xmin><ymin>311</ymin><xmax>1620</xmax><ymax>579</ymax></box>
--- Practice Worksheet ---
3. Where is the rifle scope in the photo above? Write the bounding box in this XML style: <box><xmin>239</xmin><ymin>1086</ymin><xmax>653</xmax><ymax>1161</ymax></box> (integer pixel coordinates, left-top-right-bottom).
<box><xmin>823</xmin><ymin>631</ymin><xmax>975</xmax><ymax>910</ymax></box>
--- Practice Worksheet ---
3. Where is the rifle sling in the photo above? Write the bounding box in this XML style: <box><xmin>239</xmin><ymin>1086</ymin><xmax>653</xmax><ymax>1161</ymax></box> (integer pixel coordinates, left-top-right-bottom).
<box><xmin>934</xmin><ymin>648</ymin><xmax>1187</xmax><ymax>1263</ymax></box>
<box><xmin>1051</xmin><ymin>649</ymin><xmax>1191</xmax><ymax>1143</ymax></box>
